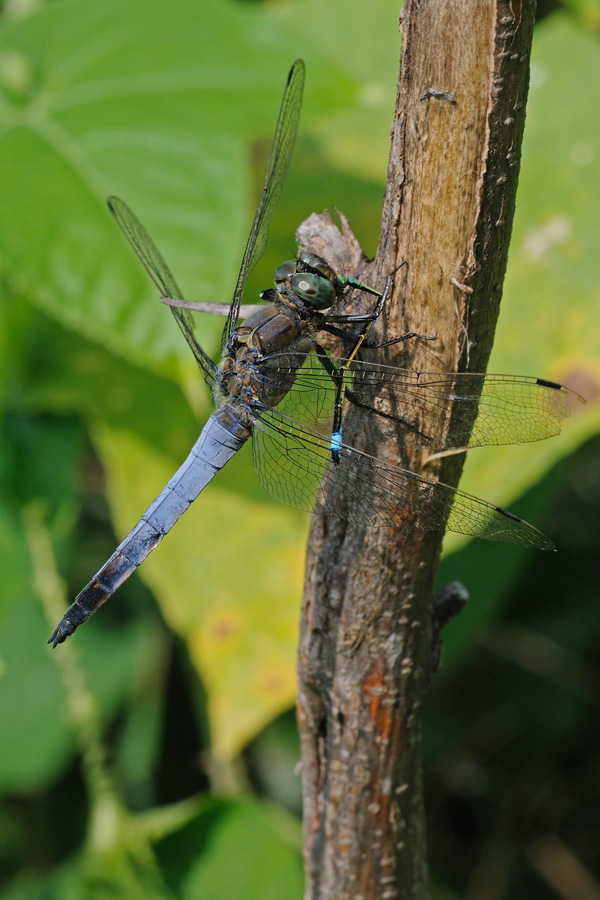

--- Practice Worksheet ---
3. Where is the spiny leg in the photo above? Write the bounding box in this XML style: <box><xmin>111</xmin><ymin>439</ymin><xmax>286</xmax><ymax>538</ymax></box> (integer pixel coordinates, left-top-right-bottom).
<box><xmin>313</xmin><ymin>341</ymin><xmax>436</xmax><ymax>444</ymax></box>
<box><xmin>314</xmin><ymin>262</ymin><xmax>437</xmax><ymax>451</ymax></box>
<box><xmin>320</xmin><ymin>323</ymin><xmax>437</xmax><ymax>350</ymax></box>
<box><xmin>327</xmin><ymin>262</ymin><xmax>406</xmax><ymax>462</ymax></box>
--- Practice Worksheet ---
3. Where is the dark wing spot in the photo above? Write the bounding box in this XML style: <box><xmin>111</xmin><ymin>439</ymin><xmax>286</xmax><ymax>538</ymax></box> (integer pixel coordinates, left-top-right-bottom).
<box><xmin>536</xmin><ymin>378</ymin><xmax>561</xmax><ymax>390</ymax></box>
<box><xmin>496</xmin><ymin>506</ymin><xmax>522</xmax><ymax>523</ymax></box>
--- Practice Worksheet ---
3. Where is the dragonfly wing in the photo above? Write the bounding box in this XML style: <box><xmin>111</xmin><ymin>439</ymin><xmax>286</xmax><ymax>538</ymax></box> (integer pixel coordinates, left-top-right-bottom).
<box><xmin>251</xmin><ymin>407</ymin><xmax>554</xmax><ymax>549</ymax></box>
<box><xmin>393</xmin><ymin>370</ymin><xmax>580</xmax><ymax>448</ymax></box>
<box><xmin>255</xmin><ymin>350</ymin><xmax>338</xmax><ymax>428</ymax></box>
<box><xmin>108</xmin><ymin>196</ymin><xmax>217</xmax><ymax>385</ymax></box>
<box><xmin>274</xmin><ymin>353</ymin><xmax>581</xmax><ymax>449</ymax></box>
<box><xmin>222</xmin><ymin>60</ymin><xmax>305</xmax><ymax>350</ymax></box>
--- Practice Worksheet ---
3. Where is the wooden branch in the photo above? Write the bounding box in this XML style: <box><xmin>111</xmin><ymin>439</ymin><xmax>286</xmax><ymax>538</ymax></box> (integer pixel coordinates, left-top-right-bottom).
<box><xmin>296</xmin><ymin>2</ymin><xmax>536</xmax><ymax>898</ymax></box>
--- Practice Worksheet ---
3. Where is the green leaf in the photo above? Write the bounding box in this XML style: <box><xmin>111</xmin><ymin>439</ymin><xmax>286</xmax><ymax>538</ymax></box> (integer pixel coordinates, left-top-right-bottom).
<box><xmin>0</xmin><ymin>0</ymin><xmax>338</xmax><ymax>371</ymax></box>
<box><xmin>561</xmin><ymin>0</ymin><xmax>600</xmax><ymax>31</ymax></box>
<box><xmin>178</xmin><ymin>799</ymin><xmax>303</xmax><ymax>900</ymax></box>
<box><xmin>444</xmin><ymin>14</ymin><xmax>600</xmax><ymax>547</ymax></box>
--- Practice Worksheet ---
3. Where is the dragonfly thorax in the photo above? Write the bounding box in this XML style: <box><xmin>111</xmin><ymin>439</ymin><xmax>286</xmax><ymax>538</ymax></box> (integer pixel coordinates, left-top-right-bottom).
<box><xmin>215</xmin><ymin>302</ymin><xmax>314</xmax><ymax>414</ymax></box>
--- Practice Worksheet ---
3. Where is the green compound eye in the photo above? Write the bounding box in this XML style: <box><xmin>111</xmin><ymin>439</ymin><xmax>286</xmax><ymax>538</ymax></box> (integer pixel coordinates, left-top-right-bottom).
<box><xmin>274</xmin><ymin>254</ymin><xmax>338</xmax><ymax>308</ymax></box>
<box><xmin>291</xmin><ymin>272</ymin><xmax>336</xmax><ymax>309</ymax></box>
<box><xmin>274</xmin><ymin>260</ymin><xmax>297</xmax><ymax>283</ymax></box>
<box><xmin>297</xmin><ymin>253</ymin><xmax>335</xmax><ymax>282</ymax></box>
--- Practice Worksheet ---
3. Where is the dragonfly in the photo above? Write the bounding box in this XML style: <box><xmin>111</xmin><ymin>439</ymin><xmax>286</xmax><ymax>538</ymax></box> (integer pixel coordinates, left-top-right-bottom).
<box><xmin>49</xmin><ymin>59</ymin><xmax>583</xmax><ymax>647</ymax></box>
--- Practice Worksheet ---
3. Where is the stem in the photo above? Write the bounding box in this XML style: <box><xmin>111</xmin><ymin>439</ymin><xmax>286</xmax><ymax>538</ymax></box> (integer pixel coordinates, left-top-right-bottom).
<box><xmin>297</xmin><ymin>1</ymin><xmax>536</xmax><ymax>898</ymax></box>
<box><xmin>26</xmin><ymin>504</ymin><xmax>174</xmax><ymax>898</ymax></box>
<box><xmin>25</xmin><ymin>503</ymin><xmax>119</xmax><ymax>833</ymax></box>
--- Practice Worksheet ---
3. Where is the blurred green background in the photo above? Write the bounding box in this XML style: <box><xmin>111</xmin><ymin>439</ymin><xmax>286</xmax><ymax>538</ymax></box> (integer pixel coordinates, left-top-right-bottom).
<box><xmin>0</xmin><ymin>0</ymin><xmax>599</xmax><ymax>898</ymax></box>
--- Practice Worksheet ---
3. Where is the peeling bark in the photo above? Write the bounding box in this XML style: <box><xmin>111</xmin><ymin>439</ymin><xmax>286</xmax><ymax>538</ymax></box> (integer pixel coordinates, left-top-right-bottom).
<box><xmin>296</xmin><ymin>2</ymin><xmax>536</xmax><ymax>898</ymax></box>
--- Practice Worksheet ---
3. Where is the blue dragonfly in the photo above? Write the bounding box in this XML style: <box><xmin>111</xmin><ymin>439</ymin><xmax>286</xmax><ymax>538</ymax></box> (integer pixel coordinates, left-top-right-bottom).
<box><xmin>49</xmin><ymin>60</ymin><xmax>582</xmax><ymax>647</ymax></box>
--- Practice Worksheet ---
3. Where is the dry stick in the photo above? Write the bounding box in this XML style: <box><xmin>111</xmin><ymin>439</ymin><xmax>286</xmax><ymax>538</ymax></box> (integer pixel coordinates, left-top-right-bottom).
<box><xmin>296</xmin><ymin>1</ymin><xmax>537</xmax><ymax>898</ymax></box>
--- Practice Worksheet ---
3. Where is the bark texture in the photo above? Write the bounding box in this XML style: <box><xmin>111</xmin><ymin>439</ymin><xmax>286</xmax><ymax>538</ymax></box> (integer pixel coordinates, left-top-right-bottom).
<box><xmin>297</xmin><ymin>2</ymin><xmax>537</xmax><ymax>898</ymax></box>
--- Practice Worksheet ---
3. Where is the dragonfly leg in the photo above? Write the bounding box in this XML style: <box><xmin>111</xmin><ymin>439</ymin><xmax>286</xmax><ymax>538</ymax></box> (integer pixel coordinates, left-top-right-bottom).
<box><xmin>335</xmin><ymin>258</ymin><xmax>407</xmax><ymax>300</ymax></box>
<box><xmin>325</xmin><ymin>311</ymin><xmax>383</xmax><ymax>324</ymax></box>
<box><xmin>321</xmin><ymin>323</ymin><xmax>437</xmax><ymax>351</ymax></box>
<box><xmin>317</xmin><ymin>259</ymin><xmax>428</xmax><ymax>461</ymax></box>
<box><xmin>343</xmin><ymin>387</ymin><xmax>437</xmax><ymax>443</ymax></box>
<box><xmin>368</xmin><ymin>330</ymin><xmax>438</xmax><ymax>350</ymax></box>
<box><xmin>315</xmin><ymin>318</ymin><xmax>439</xmax><ymax>458</ymax></box>
<box><xmin>321</xmin><ymin>267</ymin><xmax>402</xmax><ymax>462</ymax></box>
<box><xmin>313</xmin><ymin>342</ymin><xmax>434</xmax><ymax>446</ymax></box>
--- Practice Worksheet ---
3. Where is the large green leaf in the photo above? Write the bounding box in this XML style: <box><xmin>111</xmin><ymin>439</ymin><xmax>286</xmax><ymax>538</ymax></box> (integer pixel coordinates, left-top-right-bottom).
<box><xmin>176</xmin><ymin>799</ymin><xmax>303</xmax><ymax>900</ymax></box>
<box><xmin>449</xmin><ymin>14</ymin><xmax>600</xmax><ymax>546</ymax></box>
<box><xmin>0</xmin><ymin>0</ymin><xmax>342</xmax><ymax>371</ymax></box>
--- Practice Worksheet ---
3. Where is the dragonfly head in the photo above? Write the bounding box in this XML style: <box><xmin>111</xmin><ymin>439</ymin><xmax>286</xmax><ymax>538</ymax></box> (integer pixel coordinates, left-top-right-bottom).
<box><xmin>274</xmin><ymin>253</ymin><xmax>339</xmax><ymax>310</ymax></box>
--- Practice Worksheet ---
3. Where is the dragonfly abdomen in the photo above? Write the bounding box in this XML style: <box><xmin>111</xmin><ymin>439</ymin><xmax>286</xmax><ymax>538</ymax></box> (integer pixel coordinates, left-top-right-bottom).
<box><xmin>48</xmin><ymin>411</ymin><xmax>249</xmax><ymax>647</ymax></box>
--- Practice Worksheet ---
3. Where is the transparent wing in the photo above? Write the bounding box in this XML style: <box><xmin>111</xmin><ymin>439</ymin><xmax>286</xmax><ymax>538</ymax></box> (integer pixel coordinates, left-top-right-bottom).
<box><xmin>108</xmin><ymin>196</ymin><xmax>217</xmax><ymax>385</ymax></box>
<box><xmin>222</xmin><ymin>59</ymin><xmax>305</xmax><ymax>350</ymax></box>
<box><xmin>254</xmin><ymin>351</ymin><xmax>582</xmax><ymax>450</ymax></box>
<box><xmin>251</xmin><ymin>408</ymin><xmax>554</xmax><ymax>549</ymax></box>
